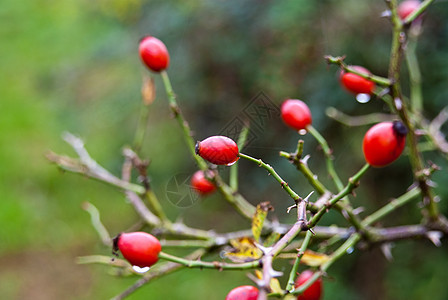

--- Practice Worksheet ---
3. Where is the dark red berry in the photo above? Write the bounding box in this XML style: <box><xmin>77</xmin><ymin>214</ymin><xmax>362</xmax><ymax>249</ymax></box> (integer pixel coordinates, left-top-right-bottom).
<box><xmin>115</xmin><ymin>232</ymin><xmax>161</xmax><ymax>268</ymax></box>
<box><xmin>225</xmin><ymin>285</ymin><xmax>259</xmax><ymax>300</ymax></box>
<box><xmin>190</xmin><ymin>170</ymin><xmax>216</xmax><ymax>196</ymax></box>
<box><xmin>363</xmin><ymin>121</ymin><xmax>407</xmax><ymax>167</ymax></box>
<box><xmin>340</xmin><ymin>66</ymin><xmax>376</xmax><ymax>95</ymax></box>
<box><xmin>398</xmin><ymin>0</ymin><xmax>421</xmax><ymax>20</ymax></box>
<box><xmin>281</xmin><ymin>99</ymin><xmax>312</xmax><ymax>131</ymax></box>
<box><xmin>295</xmin><ymin>270</ymin><xmax>323</xmax><ymax>300</ymax></box>
<box><xmin>195</xmin><ymin>136</ymin><xmax>239</xmax><ymax>166</ymax></box>
<box><xmin>139</xmin><ymin>36</ymin><xmax>170</xmax><ymax>72</ymax></box>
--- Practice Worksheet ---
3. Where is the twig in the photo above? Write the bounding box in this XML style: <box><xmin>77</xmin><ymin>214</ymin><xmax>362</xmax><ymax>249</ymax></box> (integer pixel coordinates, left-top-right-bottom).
<box><xmin>307</xmin><ymin>125</ymin><xmax>343</xmax><ymax>192</ymax></box>
<box><xmin>402</xmin><ymin>0</ymin><xmax>435</xmax><ymax>25</ymax></box>
<box><xmin>362</xmin><ymin>186</ymin><xmax>421</xmax><ymax>227</ymax></box>
<box><xmin>325</xmin><ymin>107</ymin><xmax>395</xmax><ymax>127</ymax></box>
<box><xmin>308</xmin><ymin>164</ymin><xmax>369</xmax><ymax>228</ymax></box>
<box><xmin>258</xmin><ymin>193</ymin><xmax>313</xmax><ymax>300</ymax></box>
<box><xmin>324</xmin><ymin>55</ymin><xmax>392</xmax><ymax>86</ymax></box>
<box><xmin>230</xmin><ymin>125</ymin><xmax>250</xmax><ymax>191</ymax></box>
<box><xmin>158</xmin><ymin>252</ymin><xmax>261</xmax><ymax>270</ymax></box>
<box><xmin>285</xmin><ymin>230</ymin><xmax>313</xmax><ymax>291</ymax></box>
<box><xmin>82</xmin><ymin>202</ymin><xmax>112</xmax><ymax>246</ymax></box>
<box><xmin>239</xmin><ymin>153</ymin><xmax>302</xmax><ymax>203</ymax></box>
<box><xmin>122</xmin><ymin>148</ymin><xmax>170</xmax><ymax>224</ymax></box>
<box><xmin>160</xmin><ymin>71</ymin><xmax>257</xmax><ymax>221</ymax></box>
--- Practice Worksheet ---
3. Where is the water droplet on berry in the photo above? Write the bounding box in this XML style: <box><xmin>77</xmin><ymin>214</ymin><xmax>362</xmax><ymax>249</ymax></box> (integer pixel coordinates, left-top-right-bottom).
<box><xmin>356</xmin><ymin>93</ymin><xmax>371</xmax><ymax>103</ymax></box>
<box><xmin>132</xmin><ymin>266</ymin><xmax>150</xmax><ymax>273</ymax></box>
<box><xmin>298</xmin><ymin>129</ymin><xmax>307</xmax><ymax>135</ymax></box>
<box><xmin>226</xmin><ymin>160</ymin><xmax>238</xmax><ymax>166</ymax></box>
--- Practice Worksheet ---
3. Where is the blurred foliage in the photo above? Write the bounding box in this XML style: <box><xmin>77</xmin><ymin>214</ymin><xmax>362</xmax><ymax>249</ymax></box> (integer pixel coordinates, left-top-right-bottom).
<box><xmin>1</xmin><ymin>0</ymin><xmax>448</xmax><ymax>299</ymax></box>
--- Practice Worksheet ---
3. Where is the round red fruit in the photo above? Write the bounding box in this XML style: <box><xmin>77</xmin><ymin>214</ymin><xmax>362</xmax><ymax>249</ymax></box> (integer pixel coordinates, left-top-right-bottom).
<box><xmin>139</xmin><ymin>36</ymin><xmax>170</xmax><ymax>72</ymax></box>
<box><xmin>340</xmin><ymin>66</ymin><xmax>376</xmax><ymax>95</ymax></box>
<box><xmin>281</xmin><ymin>99</ymin><xmax>312</xmax><ymax>131</ymax></box>
<box><xmin>398</xmin><ymin>0</ymin><xmax>421</xmax><ymax>20</ymax></box>
<box><xmin>195</xmin><ymin>136</ymin><xmax>239</xmax><ymax>166</ymax></box>
<box><xmin>190</xmin><ymin>170</ymin><xmax>216</xmax><ymax>196</ymax></box>
<box><xmin>115</xmin><ymin>232</ymin><xmax>161</xmax><ymax>268</ymax></box>
<box><xmin>363</xmin><ymin>121</ymin><xmax>407</xmax><ymax>167</ymax></box>
<box><xmin>225</xmin><ymin>285</ymin><xmax>259</xmax><ymax>300</ymax></box>
<box><xmin>295</xmin><ymin>270</ymin><xmax>323</xmax><ymax>300</ymax></box>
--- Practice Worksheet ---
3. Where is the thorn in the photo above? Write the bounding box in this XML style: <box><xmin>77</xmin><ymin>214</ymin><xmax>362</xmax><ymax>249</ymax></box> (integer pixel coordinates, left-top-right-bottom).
<box><xmin>303</xmin><ymin>191</ymin><xmax>314</xmax><ymax>203</ymax></box>
<box><xmin>380</xmin><ymin>243</ymin><xmax>394</xmax><ymax>261</ymax></box>
<box><xmin>255</xmin><ymin>243</ymin><xmax>272</xmax><ymax>255</ymax></box>
<box><xmin>301</xmin><ymin>155</ymin><xmax>311</xmax><ymax>166</ymax></box>
<box><xmin>269</xmin><ymin>268</ymin><xmax>283</xmax><ymax>278</ymax></box>
<box><xmin>394</xmin><ymin>97</ymin><xmax>403</xmax><ymax>110</ymax></box>
<box><xmin>426</xmin><ymin>231</ymin><xmax>442</xmax><ymax>247</ymax></box>
<box><xmin>352</xmin><ymin>207</ymin><xmax>365</xmax><ymax>215</ymax></box>
<box><xmin>287</xmin><ymin>204</ymin><xmax>297</xmax><ymax>214</ymax></box>
<box><xmin>380</xmin><ymin>9</ymin><xmax>392</xmax><ymax>18</ymax></box>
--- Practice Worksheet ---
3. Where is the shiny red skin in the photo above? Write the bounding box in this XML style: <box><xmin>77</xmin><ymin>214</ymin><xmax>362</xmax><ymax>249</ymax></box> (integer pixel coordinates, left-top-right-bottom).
<box><xmin>117</xmin><ymin>232</ymin><xmax>161</xmax><ymax>268</ymax></box>
<box><xmin>340</xmin><ymin>66</ymin><xmax>376</xmax><ymax>95</ymax></box>
<box><xmin>190</xmin><ymin>170</ymin><xmax>216</xmax><ymax>196</ymax></box>
<box><xmin>195</xmin><ymin>136</ymin><xmax>239</xmax><ymax>165</ymax></box>
<box><xmin>225</xmin><ymin>285</ymin><xmax>259</xmax><ymax>300</ymax></box>
<box><xmin>398</xmin><ymin>0</ymin><xmax>421</xmax><ymax>20</ymax></box>
<box><xmin>295</xmin><ymin>270</ymin><xmax>323</xmax><ymax>300</ymax></box>
<box><xmin>281</xmin><ymin>99</ymin><xmax>312</xmax><ymax>131</ymax></box>
<box><xmin>139</xmin><ymin>36</ymin><xmax>170</xmax><ymax>72</ymax></box>
<box><xmin>363</xmin><ymin>121</ymin><xmax>407</xmax><ymax>167</ymax></box>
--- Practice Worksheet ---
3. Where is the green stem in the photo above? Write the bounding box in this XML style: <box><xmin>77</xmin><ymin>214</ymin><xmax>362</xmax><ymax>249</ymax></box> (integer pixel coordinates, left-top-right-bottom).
<box><xmin>324</xmin><ymin>55</ymin><xmax>392</xmax><ymax>86</ymax></box>
<box><xmin>279</xmin><ymin>147</ymin><xmax>328</xmax><ymax>196</ymax></box>
<box><xmin>308</xmin><ymin>164</ymin><xmax>369</xmax><ymax>227</ymax></box>
<box><xmin>239</xmin><ymin>153</ymin><xmax>302</xmax><ymax>202</ymax></box>
<box><xmin>158</xmin><ymin>252</ymin><xmax>261</xmax><ymax>270</ymax></box>
<box><xmin>286</xmin><ymin>230</ymin><xmax>313</xmax><ymax>291</ymax></box>
<box><xmin>214</xmin><ymin>173</ymin><xmax>256</xmax><ymax>219</ymax></box>
<box><xmin>287</xmin><ymin>233</ymin><xmax>361</xmax><ymax>296</ymax></box>
<box><xmin>160</xmin><ymin>71</ymin><xmax>257</xmax><ymax>221</ymax></box>
<box><xmin>307</xmin><ymin>125</ymin><xmax>344</xmax><ymax>192</ymax></box>
<box><xmin>387</xmin><ymin>0</ymin><xmax>439</xmax><ymax>221</ymax></box>
<box><xmin>403</xmin><ymin>0</ymin><xmax>435</xmax><ymax>25</ymax></box>
<box><xmin>230</xmin><ymin>126</ymin><xmax>250</xmax><ymax>191</ymax></box>
<box><xmin>144</xmin><ymin>190</ymin><xmax>170</xmax><ymax>225</ymax></box>
<box><xmin>160</xmin><ymin>71</ymin><xmax>208</xmax><ymax>170</ymax></box>
<box><xmin>133</xmin><ymin>103</ymin><xmax>151</xmax><ymax>153</ymax></box>
<box><xmin>405</xmin><ymin>32</ymin><xmax>423</xmax><ymax>114</ymax></box>
<box><xmin>362</xmin><ymin>187</ymin><xmax>421</xmax><ymax>227</ymax></box>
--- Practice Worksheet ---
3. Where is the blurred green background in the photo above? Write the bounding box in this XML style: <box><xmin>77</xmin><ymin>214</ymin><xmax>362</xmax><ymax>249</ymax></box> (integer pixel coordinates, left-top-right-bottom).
<box><xmin>1</xmin><ymin>0</ymin><xmax>448</xmax><ymax>299</ymax></box>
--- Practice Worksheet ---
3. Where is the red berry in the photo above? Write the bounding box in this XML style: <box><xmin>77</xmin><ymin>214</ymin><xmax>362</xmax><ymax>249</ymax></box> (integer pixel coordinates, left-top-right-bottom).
<box><xmin>398</xmin><ymin>0</ymin><xmax>421</xmax><ymax>20</ymax></box>
<box><xmin>139</xmin><ymin>36</ymin><xmax>170</xmax><ymax>72</ymax></box>
<box><xmin>363</xmin><ymin>121</ymin><xmax>407</xmax><ymax>167</ymax></box>
<box><xmin>195</xmin><ymin>136</ymin><xmax>239</xmax><ymax>166</ymax></box>
<box><xmin>115</xmin><ymin>232</ymin><xmax>161</xmax><ymax>268</ymax></box>
<box><xmin>281</xmin><ymin>99</ymin><xmax>312</xmax><ymax>131</ymax></box>
<box><xmin>190</xmin><ymin>170</ymin><xmax>216</xmax><ymax>196</ymax></box>
<box><xmin>340</xmin><ymin>66</ymin><xmax>376</xmax><ymax>95</ymax></box>
<box><xmin>225</xmin><ymin>285</ymin><xmax>259</xmax><ymax>300</ymax></box>
<box><xmin>294</xmin><ymin>270</ymin><xmax>323</xmax><ymax>300</ymax></box>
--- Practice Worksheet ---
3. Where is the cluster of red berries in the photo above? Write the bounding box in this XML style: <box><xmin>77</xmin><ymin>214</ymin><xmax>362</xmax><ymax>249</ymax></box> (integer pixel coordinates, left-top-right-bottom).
<box><xmin>280</xmin><ymin>97</ymin><xmax>407</xmax><ymax>167</ymax></box>
<box><xmin>135</xmin><ymin>16</ymin><xmax>413</xmax><ymax>295</ymax></box>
